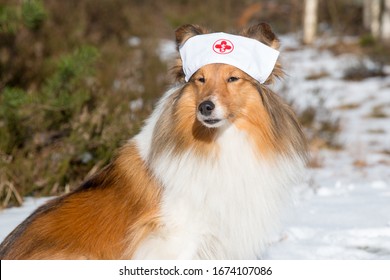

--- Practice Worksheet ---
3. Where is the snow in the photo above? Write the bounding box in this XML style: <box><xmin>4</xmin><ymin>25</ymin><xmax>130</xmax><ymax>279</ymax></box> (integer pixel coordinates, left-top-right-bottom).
<box><xmin>1</xmin><ymin>34</ymin><xmax>389</xmax><ymax>260</ymax></box>
<box><xmin>265</xmin><ymin>34</ymin><xmax>390</xmax><ymax>260</ymax></box>
<box><xmin>0</xmin><ymin>197</ymin><xmax>52</xmax><ymax>242</ymax></box>
<box><xmin>158</xmin><ymin>39</ymin><xmax>177</xmax><ymax>62</ymax></box>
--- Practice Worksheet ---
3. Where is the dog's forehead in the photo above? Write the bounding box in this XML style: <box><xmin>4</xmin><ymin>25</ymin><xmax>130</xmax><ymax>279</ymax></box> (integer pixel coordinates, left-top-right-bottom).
<box><xmin>196</xmin><ymin>63</ymin><xmax>247</xmax><ymax>75</ymax></box>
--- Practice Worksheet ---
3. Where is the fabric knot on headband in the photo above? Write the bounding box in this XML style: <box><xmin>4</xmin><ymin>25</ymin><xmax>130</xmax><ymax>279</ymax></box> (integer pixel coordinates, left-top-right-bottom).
<box><xmin>179</xmin><ymin>32</ymin><xmax>280</xmax><ymax>84</ymax></box>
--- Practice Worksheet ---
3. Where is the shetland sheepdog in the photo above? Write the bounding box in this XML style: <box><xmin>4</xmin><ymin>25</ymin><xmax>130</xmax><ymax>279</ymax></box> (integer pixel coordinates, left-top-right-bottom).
<box><xmin>0</xmin><ymin>23</ymin><xmax>307</xmax><ymax>259</ymax></box>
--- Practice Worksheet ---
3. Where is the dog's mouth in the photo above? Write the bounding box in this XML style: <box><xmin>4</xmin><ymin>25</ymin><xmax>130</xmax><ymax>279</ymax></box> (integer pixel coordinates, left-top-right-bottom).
<box><xmin>204</xmin><ymin>119</ymin><xmax>221</xmax><ymax>125</ymax></box>
<box><xmin>198</xmin><ymin>117</ymin><xmax>225</xmax><ymax>128</ymax></box>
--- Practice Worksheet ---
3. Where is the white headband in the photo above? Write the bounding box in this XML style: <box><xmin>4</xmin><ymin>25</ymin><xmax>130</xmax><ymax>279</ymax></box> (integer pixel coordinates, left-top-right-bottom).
<box><xmin>179</xmin><ymin>32</ymin><xmax>280</xmax><ymax>84</ymax></box>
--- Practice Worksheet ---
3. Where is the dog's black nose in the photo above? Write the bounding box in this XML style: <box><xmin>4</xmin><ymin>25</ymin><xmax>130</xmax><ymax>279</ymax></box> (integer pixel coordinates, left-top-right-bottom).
<box><xmin>198</xmin><ymin>101</ymin><xmax>215</xmax><ymax>116</ymax></box>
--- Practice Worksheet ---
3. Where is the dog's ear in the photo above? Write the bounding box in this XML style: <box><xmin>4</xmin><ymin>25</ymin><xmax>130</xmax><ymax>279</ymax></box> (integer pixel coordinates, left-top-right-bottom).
<box><xmin>241</xmin><ymin>22</ymin><xmax>280</xmax><ymax>49</ymax></box>
<box><xmin>175</xmin><ymin>24</ymin><xmax>207</xmax><ymax>50</ymax></box>
<box><xmin>172</xmin><ymin>24</ymin><xmax>207</xmax><ymax>83</ymax></box>
<box><xmin>241</xmin><ymin>23</ymin><xmax>283</xmax><ymax>84</ymax></box>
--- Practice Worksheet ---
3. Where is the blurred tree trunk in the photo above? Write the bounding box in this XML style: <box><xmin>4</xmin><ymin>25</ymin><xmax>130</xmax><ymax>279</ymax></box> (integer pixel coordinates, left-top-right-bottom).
<box><xmin>364</xmin><ymin>0</ymin><xmax>390</xmax><ymax>41</ymax></box>
<box><xmin>382</xmin><ymin>0</ymin><xmax>390</xmax><ymax>41</ymax></box>
<box><xmin>365</xmin><ymin>0</ymin><xmax>381</xmax><ymax>38</ymax></box>
<box><xmin>303</xmin><ymin>0</ymin><xmax>319</xmax><ymax>44</ymax></box>
<box><xmin>363</xmin><ymin>0</ymin><xmax>371</xmax><ymax>29</ymax></box>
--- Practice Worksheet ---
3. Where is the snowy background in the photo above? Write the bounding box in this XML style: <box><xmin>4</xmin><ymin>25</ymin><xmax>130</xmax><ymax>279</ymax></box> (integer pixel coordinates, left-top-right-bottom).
<box><xmin>266</xmin><ymin>35</ymin><xmax>390</xmax><ymax>259</ymax></box>
<box><xmin>1</xmin><ymin>35</ymin><xmax>389</xmax><ymax>260</ymax></box>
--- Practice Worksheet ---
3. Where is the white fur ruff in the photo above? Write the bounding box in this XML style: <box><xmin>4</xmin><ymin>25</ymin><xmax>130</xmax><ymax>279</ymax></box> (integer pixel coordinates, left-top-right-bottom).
<box><xmin>132</xmin><ymin>87</ymin><xmax>305</xmax><ymax>259</ymax></box>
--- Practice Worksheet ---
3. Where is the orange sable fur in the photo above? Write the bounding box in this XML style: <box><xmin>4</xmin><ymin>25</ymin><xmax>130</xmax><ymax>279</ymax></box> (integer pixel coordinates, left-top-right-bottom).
<box><xmin>0</xmin><ymin>143</ymin><xmax>161</xmax><ymax>259</ymax></box>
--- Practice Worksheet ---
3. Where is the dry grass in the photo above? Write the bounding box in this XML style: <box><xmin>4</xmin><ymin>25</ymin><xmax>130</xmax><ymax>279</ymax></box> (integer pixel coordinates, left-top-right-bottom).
<box><xmin>367</xmin><ymin>129</ymin><xmax>386</xmax><ymax>134</ymax></box>
<box><xmin>343</xmin><ymin>62</ymin><xmax>386</xmax><ymax>81</ymax></box>
<box><xmin>353</xmin><ymin>159</ymin><xmax>368</xmax><ymax>168</ymax></box>
<box><xmin>367</xmin><ymin>105</ymin><xmax>389</xmax><ymax>119</ymax></box>
<box><xmin>380</xmin><ymin>149</ymin><xmax>390</xmax><ymax>156</ymax></box>
<box><xmin>0</xmin><ymin>180</ymin><xmax>23</xmax><ymax>208</ymax></box>
<box><xmin>297</xmin><ymin>105</ymin><xmax>342</xmax><ymax>150</ymax></box>
<box><xmin>305</xmin><ymin>71</ymin><xmax>330</xmax><ymax>81</ymax></box>
<box><xmin>336</xmin><ymin>103</ymin><xmax>361</xmax><ymax>110</ymax></box>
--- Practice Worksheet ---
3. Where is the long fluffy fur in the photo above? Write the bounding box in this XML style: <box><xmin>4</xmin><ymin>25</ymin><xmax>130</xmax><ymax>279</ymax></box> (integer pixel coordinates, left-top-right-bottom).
<box><xmin>0</xmin><ymin>23</ymin><xmax>308</xmax><ymax>260</ymax></box>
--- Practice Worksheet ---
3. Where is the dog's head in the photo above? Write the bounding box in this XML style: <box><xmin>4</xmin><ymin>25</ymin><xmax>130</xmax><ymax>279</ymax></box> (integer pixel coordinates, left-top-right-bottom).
<box><xmin>170</xmin><ymin>23</ymin><xmax>283</xmax><ymax>131</ymax></box>
<box><xmin>151</xmin><ymin>23</ymin><xmax>306</xmax><ymax>160</ymax></box>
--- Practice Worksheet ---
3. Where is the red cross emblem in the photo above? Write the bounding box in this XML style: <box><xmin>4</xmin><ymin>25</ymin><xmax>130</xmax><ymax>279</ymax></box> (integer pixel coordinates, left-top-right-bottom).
<box><xmin>213</xmin><ymin>39</ymin><xmax>234</xmax><ymax>54</ymax></box>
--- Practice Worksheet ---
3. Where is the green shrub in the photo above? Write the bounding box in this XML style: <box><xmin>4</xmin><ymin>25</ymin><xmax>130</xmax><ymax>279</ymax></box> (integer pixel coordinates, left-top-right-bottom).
<box><xmin>21</xmin><ymin>0</ymin><xmax>47</xmax><ymax>30</ymax></box>
<box><xmin>0</xmin><ymin>87</ymin><xmax>30</xmax><ymax>153</ymax></box>
<box><xmin>0</xmin><ymin>5</ymin><xmax>19</xmax><ymax>34</ymax></box>
<box><xmin>42</xmin><ymin>46</ymin><xmax>99</xmax><ymax>127</ymax></box>
<box><xmin>359</xmin><ymin>34</ymin><xmax>376</xmax><ymax>47</ymax></box>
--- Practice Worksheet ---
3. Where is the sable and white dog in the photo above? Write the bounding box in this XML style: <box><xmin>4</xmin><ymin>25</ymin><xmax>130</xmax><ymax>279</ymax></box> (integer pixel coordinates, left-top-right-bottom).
<box><xmin>0</xmin><ymin>23</ymin><xmax>307</xmax><ymax>259</ymax></box>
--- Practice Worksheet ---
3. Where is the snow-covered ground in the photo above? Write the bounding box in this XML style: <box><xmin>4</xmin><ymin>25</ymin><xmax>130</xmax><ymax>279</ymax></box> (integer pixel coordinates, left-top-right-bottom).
<box><xmin>266</xmin><ymin>35</ymin><xmax>390</xmax><ymax>259</ymax></box>
<box><xmin>0</xmin><ymin>197</ymin><xmax>52</xmax><ymax>242</ymax></box>
<box><xmin>1</xmin><ymin>35</ymin><xmax>389</xmax><ymax>259</ymax></box>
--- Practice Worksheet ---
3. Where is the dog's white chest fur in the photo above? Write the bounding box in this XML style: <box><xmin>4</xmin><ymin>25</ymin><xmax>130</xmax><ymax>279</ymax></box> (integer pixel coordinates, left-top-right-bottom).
<box><xmin>132</xmin><ymin>89</ymin><xmax>302</xmax><ymax>259</ymax></box>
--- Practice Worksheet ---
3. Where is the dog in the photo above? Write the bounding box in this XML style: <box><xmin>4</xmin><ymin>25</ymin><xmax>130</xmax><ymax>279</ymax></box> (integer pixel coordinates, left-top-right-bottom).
<box><xmin>0</xmin><ymin>23</ymin><xmax>308</xmax><ymax>259</ymax></box>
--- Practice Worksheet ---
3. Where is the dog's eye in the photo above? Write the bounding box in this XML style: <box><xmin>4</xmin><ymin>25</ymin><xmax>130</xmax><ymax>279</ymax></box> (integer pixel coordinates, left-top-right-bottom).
<box><xmin>227</xmin><ymin>76</ymin><xmax>239</xmax><ymax>83</ymax></box>
<box><xmin>197</xmin><ymin>77</ymin><xmax>206</xmax><ymax>83</ymax></box>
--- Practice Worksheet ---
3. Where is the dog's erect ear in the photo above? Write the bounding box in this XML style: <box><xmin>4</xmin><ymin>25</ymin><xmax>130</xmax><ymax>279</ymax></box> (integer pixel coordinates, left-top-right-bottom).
<box><xmin>241</xmin><ymin>22</ymin><xmax>283</xmax><ymax>84</ymax></box>
<box><xmin>241</xmin><ymin>22</ymin><xmax>280</xmax><ymax>49</ymax></box>
<box><xmin>172</xmin><ymin>24</ymin><xmax>207</xmax><ymax>82</ymax></box>
<box><xmin>175</xmin><ymin>24</ymin><xmax>207</xmax><ymax>50</ymax></box>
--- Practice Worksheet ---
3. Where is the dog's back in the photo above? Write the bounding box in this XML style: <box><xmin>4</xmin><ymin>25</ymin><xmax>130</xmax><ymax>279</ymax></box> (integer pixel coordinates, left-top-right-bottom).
<box><xmin>0</xmin><ymin>143</ymin><xmax>161</xmax><ymax>259</ymax></box>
